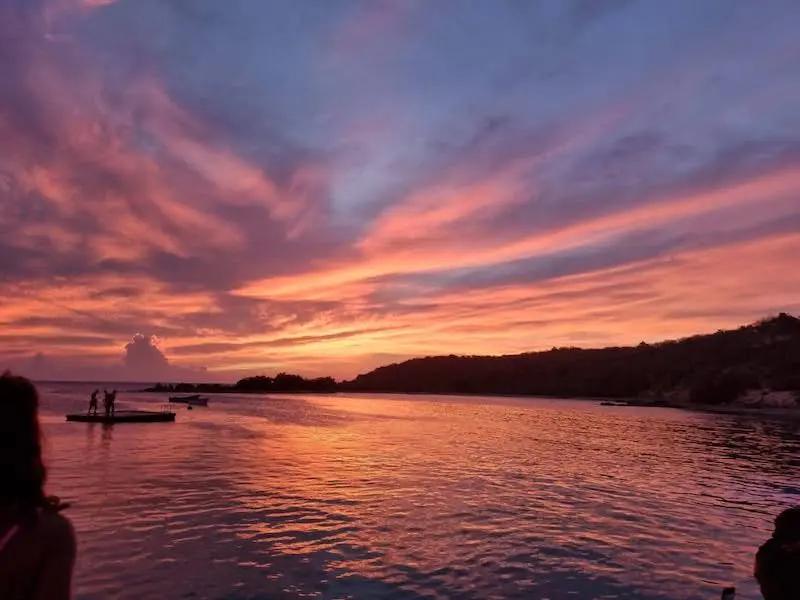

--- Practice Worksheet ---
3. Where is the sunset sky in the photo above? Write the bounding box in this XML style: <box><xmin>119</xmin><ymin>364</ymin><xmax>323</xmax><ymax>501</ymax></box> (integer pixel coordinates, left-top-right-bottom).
<box><xmin>1</xmin><ymin>0</ymin><xmax>799</xmax><ymax>381</ymax></box>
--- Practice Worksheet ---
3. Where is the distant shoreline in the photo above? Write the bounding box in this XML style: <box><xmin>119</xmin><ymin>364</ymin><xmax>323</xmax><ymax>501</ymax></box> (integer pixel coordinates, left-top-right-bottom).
<box><xmin>46</xmin><ymin>314</ymin><xmax>800</xmax><ymax>418</ymax></box>
<box><xmin>138</xmin><ymin>386</ymin><xmax>800</xmax><ymax>419</ymax></box>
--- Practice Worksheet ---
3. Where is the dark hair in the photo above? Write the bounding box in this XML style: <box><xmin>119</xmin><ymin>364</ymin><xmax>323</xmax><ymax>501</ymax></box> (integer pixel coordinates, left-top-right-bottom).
<box><xmin>0</xmin><ymin>372</ymin><xmax>46</xmax><ymax>510</ymax></box>
<box><xmin>756</xmin><ymin>507</ymin><xmax>800</xmax><ymax>600</ymax></box>
<box><xmin>774</xmin><ymin>507</ymin><xmax>800</xmax><ymax>541</ymax></box>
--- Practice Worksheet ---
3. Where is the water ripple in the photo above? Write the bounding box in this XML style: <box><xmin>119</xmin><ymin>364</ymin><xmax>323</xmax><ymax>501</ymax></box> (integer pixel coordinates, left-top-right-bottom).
<box><xmin>38</xmin><ymin>384</ymin><xmax>799</xmax><ymax>599</ymax></box>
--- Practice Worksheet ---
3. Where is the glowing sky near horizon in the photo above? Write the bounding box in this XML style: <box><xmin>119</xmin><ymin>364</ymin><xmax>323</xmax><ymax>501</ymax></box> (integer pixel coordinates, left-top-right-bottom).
<box><xmin>1</xmin><ymin>0</ymin><xmax>799</xmax><ymax>381</ymax></box>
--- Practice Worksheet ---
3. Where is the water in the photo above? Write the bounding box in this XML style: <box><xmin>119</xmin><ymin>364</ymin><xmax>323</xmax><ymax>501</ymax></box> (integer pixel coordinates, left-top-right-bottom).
<box><xmin>38</xmin><ymin>382</ymin><xmax>799</xmax><ymax>599</ymax></box>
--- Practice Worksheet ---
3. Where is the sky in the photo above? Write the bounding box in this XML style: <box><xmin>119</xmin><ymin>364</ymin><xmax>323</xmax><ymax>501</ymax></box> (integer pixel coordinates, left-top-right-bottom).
<box><xmin>1</xmin><ymin>0</ymin><xmax>799</xmax><ymax>382</ymax></box>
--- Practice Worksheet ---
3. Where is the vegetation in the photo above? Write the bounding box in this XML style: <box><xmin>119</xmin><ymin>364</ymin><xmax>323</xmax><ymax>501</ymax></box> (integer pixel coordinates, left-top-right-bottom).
<box><xmin>146</xmin><ymin>372</ymin><xmax>337</xmax><ymax>394</ymax></box>
<box><xmin>342</xmin><ymin>314</ymin><xmax>800</xmax><ymax>404</ymax></box>
<box><xmin>235</xmin><ymin>373</ymin><xmax>336</xmax><ymax>392</ymax></box>
<box><xmin>146</xmin><ymin>315</ymin><xmax>800</xmax><ymax>406</ymax></box>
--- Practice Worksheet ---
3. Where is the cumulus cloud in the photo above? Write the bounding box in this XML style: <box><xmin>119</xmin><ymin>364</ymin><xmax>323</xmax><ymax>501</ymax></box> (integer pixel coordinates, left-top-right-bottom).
<box><xmin>120</xmin><ymin>333</ymin><xmax>209</xmax><ymax>382</ymax></box>
<box><xmin>0</xmin><ymin>334</ymin><xmax>209</xmax><ymax>382</ymax></box>
<box><xmin>123</xmin><ymin>334</ymin><xmax>169</xmax><ymax>373</ymax></box>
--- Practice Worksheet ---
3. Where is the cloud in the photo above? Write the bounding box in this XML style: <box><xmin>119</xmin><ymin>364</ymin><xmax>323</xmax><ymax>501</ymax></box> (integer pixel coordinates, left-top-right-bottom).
<box><xmin>236</xmin><ymin>165</ymin><xmax>800</xmax><ymax>302</ymax></box>
<box><xmin>0</xmin><ymin>0</ymin><xmax>335</xmax><ymax>290</ymax></box>
<box><xmin>121</xmin><ymin>333</ymin><xmax>208</xmax><ymax>382</ymax></box>
<box><xmin>123</xmin><ymin>333</ymin><xmax>168</xmax><ymax>373</ymax></box>
<box><xmin>0</xmin><ymin>0</ymin><xmax>798</xmax><ymax>380</ymax></box>
<box><xmin>1</xmin><ymin>333</ymin><xmax>208</xmax><ymax>383</ymax></box>
<box><xmin>81</xmin><ymin>0</ymin><xmax>117</xmax><ymax>8</ymax></box>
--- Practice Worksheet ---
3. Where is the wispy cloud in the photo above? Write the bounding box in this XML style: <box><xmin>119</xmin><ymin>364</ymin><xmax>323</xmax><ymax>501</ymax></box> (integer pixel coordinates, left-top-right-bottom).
<box><xmin>1</xmin><ymin>0</ymin><xmax>798</xmax><ymax>380</ymax></box>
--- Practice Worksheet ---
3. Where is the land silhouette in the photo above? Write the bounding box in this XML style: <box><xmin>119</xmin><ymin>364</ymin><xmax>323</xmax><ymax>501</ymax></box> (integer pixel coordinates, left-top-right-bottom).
<box><xmin>147</xmin><ymin>314</ymin><xmax>800</xmax><ymax>407</ymax></box>
<box><xmin>148</xmin><ymin>373</ymin><xmax>337</xmax><ymax>395</ymax></box>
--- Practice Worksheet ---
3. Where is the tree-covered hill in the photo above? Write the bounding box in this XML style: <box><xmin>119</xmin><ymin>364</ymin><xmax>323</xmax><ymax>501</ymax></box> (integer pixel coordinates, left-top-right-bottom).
<box><xmin>342</xmin><ymin>314</ymin><xmax>800</xmax><ymax>404</ymax></box>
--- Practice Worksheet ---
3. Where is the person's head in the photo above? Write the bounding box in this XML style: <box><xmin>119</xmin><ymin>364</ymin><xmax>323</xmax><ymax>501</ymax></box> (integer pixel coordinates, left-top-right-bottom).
<box><xmin>773</xmin><ymin>507</ymin><xmax>800</xmax><ymax>541</ymax></box>
<box><xmin>757</xmin><ymin>507</ymin><xmax>800</xmax><ymax>600</ymax></box>
<box><xmin>0</xmin><ymin>372</ymin><xmax>45</xmax><ymax>510</ymax></box>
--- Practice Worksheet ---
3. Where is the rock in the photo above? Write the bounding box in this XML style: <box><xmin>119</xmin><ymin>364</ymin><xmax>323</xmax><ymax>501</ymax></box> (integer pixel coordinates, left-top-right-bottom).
<box><xmin>738</xmin><ymin>389</ymin><xmax>798</xmax><ymax>408</ymax></box>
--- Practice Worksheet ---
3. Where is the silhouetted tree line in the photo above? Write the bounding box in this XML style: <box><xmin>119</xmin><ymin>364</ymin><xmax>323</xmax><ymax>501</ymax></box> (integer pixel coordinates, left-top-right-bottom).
<box><xmin>146</xmin><ymin>315</ymin><xmax>799</xmax><ymax>405</ymax></box>
<box><xmin>147</xmin><ymin>372</ymin><xmax>337</xmax><ymax>394</ymax></box>
<box><xmin>235</xmin><ymin>373</ymin><xmax>337</xmax><ymax>392</ymax></box>
<box><xmin>341</xmin><ymin>314</ymin><xmax>800</xmax><ymax>405</ymax></box>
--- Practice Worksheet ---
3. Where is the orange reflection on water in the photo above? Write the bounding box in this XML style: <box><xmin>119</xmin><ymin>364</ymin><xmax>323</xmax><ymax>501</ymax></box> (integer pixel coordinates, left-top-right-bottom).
<box><xmin>41</xmin><ymin>386</ymin><xmax>798</xmax><ymax>599</ymax></box>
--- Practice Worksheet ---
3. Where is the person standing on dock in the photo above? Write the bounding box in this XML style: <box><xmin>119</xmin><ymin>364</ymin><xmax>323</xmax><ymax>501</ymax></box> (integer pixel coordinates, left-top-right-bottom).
<box><xmin>88</xmin><ymin>389</ymin><xmax>99</xmax><ymax>416</ymax></box>
<box><xmin>109</xmin><ymin>390</ymin><xmax>117</xmax><ymax>416</ymax></box>
<box><xmin>102</xmin><ymin>389</ymin><xmax>111</xmax><ymax>417</ymax></box>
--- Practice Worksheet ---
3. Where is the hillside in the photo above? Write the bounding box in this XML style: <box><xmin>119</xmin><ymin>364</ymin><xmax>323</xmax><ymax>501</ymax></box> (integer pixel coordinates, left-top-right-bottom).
<box><xmin>342</xmin><ymin>314</ymin><xmax>800</xmax><ymax>405</ymax></box>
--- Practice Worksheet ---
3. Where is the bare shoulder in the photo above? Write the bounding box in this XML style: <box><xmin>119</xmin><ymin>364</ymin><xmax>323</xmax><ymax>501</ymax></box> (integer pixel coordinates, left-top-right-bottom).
<box><xmin>36</xmin><ymin>510</ymin><xmax>76</xmax><ymax>553</ymax></box>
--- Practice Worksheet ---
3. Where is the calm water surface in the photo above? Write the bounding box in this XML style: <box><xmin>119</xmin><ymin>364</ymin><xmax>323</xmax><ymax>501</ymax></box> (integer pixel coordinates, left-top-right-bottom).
<box><xmin>39</xmin><ymin>383</ymin><xmax>799</xmax><ymax>599</ymax></box>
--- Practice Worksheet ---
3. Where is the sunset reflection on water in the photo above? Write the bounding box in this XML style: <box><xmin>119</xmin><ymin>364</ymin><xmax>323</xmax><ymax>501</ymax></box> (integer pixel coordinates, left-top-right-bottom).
<box><xmin>40</xmin><ymin>383</ymin><xmax>799</xmax><ymax>599</ymax></box>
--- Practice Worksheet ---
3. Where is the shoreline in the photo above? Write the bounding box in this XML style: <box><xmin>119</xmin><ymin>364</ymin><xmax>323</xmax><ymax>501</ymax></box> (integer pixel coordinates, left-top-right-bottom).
<box><xmin>610</xmin><ymin>397</ymin><xmax>800</xmax><ymax>420</ymax></box>
<box><xmin>139</xmin><ymin>387</ymin><xmax>800</xmax><ymax>419</ymax></box>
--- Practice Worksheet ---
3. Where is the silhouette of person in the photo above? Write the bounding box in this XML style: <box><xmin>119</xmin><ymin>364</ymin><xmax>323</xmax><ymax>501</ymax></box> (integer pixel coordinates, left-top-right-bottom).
<box><xmin>88</xmin><ymin>389</ymin><xmax>99</xmax><ymax>416</ymax></box>
<box><xmin>0</xmin><ymin>372</ymin><xmax>76</xmax><ymax>598</ymax></box>
<box><xmin>109</xmin><ymin>390</ymin><xmax>117</xmax><ymax>416</ymax></box>
<box><xmin>755</xmin><ymin>507</ymin><xmax>800</xmax><ymax>600</ymax></box>
<box><xmin>102</xmin><ymin>389</ymin><xmax>111</xmax><ymax>418</ymax></box>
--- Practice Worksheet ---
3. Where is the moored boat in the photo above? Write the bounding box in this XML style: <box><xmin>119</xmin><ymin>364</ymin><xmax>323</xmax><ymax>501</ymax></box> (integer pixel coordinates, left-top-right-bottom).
<box><xmin>169</xmin><ymin>394</ymin><xmax>209</xmax><ymax>406</ymax></box>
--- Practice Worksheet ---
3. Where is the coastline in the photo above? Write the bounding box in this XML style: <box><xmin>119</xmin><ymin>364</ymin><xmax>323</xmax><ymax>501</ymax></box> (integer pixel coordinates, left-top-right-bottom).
<box><xmin>140</xmin><ymin>386</ymin><xmax>800</xmax><ymax>419</ymax></box>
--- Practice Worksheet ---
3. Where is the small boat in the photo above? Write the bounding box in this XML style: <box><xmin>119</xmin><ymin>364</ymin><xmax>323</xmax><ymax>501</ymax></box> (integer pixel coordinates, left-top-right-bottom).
<box><xmin>66</xmin><ymin>410</ymin><xmax>176</xmax><ymax>424</ymax></box>
<box><xmin>600</xmin><ymin>401</ymin><xmax>629</xmax><ymax>407</ymax></box>
<box><xmin>168</xmin><ymin>394</ymin><xmax>209</xmax><ymax>406</ymax></box>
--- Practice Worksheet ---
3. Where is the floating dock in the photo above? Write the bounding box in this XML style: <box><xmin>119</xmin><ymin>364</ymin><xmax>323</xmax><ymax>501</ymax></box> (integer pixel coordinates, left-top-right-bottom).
<box><xmin>66</xmin><ymin>410</ymin><xmax>176</xmax><ymax>424</ymax></box>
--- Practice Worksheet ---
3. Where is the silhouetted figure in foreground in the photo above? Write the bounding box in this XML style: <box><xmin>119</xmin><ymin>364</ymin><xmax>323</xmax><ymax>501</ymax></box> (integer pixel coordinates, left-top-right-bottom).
<box><xmin>88</xmin><ymin>389</ymin><xmax>99</xmax><ymax>416</ymax></box>
<box><xmin>0</xmin><ymin>372</ymin><xmax>76</xmax><ymax>599</ymax></box>
<box><xmin>755</xmin><ymin>507</ymin><xmax>800</xmax><ymax>600</ymax></box>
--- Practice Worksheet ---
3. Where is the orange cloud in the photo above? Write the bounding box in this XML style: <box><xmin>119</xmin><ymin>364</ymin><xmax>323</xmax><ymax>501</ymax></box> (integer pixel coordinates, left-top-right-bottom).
<box><xmin>146</xmin><ymin>233</ymin><xmax>800</xmax><ymax>378</ymax></box>
<box><xmin>237</xmin><ymin>165</ymin><xmax>800</xmax><ymax>302</ymax></box>
<box><xmin>2</xmin><ymin>0</ymin><xmax>798</xmax><ymax>381</ymax></box>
